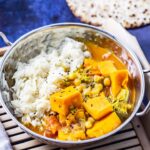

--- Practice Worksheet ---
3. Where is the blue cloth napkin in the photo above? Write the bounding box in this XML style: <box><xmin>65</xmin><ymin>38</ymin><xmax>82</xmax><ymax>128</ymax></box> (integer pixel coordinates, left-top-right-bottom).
<box><xmin>0</xmin><ymin>122</ymin><xmax>12</xmax><ymax>150</ymax></box>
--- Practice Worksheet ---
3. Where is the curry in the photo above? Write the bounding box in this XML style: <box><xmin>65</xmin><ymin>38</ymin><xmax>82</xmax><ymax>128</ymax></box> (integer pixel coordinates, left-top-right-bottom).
<box><xmin>23</xmin><ymin>41</ymin><xmax>135</xmax><ymax>141</ymax></box>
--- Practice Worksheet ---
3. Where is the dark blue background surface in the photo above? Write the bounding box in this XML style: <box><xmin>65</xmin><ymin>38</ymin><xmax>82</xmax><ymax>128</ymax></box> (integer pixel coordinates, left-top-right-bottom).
<box><xmin>0</xmin><ymin>0</ymin><xmax>149</xmax><ymax>62</ymax></box>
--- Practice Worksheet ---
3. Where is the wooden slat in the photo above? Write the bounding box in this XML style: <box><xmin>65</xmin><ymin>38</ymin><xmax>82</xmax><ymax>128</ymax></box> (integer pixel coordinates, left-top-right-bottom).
<box><xmin>3</xmin><ymin>120</ymin><xmax>17</xmax><ymax>129</ymax></box>
<box><xmin>120</xmin><ymin>123</ymin><xmax>133</xmax><ymax>132</ymax></box>
<box><xmin>97</xmin><ymin>130</ymin><xmax>136</xmax><ymax>146</ymax></box>
<box><xmin>126</xmin><ymin>146</ymin><xmax>142</xmax><ymax>150</ymax></box>
<box><xmin>12</xmin><ymin>131</ymin><xmax>137</xmax><ymax>150</ymax></box>
<box><xmin>13</xmin><ymin>139</ymin><xmax>44</xmax><ymax>150</ymax></box>
<box><xmin>132</xmin><ymin>117</ymin><xmax>150</xmax><ymax>150</ymax></box>
<box><xmin>30</xmin><ymin>145</ymin><xmax>57</xmax><ymax>150</ymax></box>
<box><xmin>6</xmin><ymin>126</ymin><xmax>24</xmax><ymax>136</ymax></box>
<box><xmin>0</xmin><ymin>113</ymin><xmax>11</xmax><ymax>122</ymax></box>
<box><xmin>71</xmin><ymin>130</ymin><xmax>136</xmax><ymax>150</ymax></box>
<box><xmin>93</xmin><ymin>138</ymin><xmax>140</xmax><ymax>150</ymax></box>
<box><xmin>10</xmin><ymin>133</ymin><xmax>32</xmax><ymax>143</ymax></box>
<box><xmin>0</xmin><ymin>107</ymin><xmax>5</xmax><ymax>114</ymax></box>
<box><xmin>31</xmin><ymin>138</ymin><xmax>140</xmax><ymax>150</ymax></box>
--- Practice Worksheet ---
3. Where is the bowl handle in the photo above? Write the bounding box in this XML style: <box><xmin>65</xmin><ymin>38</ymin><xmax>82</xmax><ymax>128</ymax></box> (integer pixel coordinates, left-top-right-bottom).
<box><xmin>0</xmin><ymin>32</ymin><xmax>12</xmax><ymax>56</ymax></box>
<box><xmin>136</xmin><ymin>101</ymin><xmax>150</xmax><ymax>116</ymax></box>
<box><xmin>136</xmin><ymin>69</ymin><xmax>150</xmax><ymax>116</ymax></box>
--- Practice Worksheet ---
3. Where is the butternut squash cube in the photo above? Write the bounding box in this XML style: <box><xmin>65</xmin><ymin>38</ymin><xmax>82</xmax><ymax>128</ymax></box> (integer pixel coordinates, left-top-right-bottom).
<box><xmin>84</xmin><ymin>58</ymin><xmax>100</xmax><ymax>75</ymax></box>
<box><xmin>84</xmin><ymin>58</ymin><xmax>97</xmax><ymax>68</ymax></box>
<box><xmin>83</xmin><ymin>94</ymin><xmax>113</xmax><ymax>120</ymax></box>
<box><xmin>99</xmin><ymin>60</ymin><xmax>117</xmax><ymax>76</ymax></box>
<box><xmin>50</xmin><ymin>86</ymin><xmax>83</xmax><ymax>116</ymax></box>
<box><xmin>57</xmin><ymin>127</ymin><xmax>71</xmax><ymax>141</ymax></box>
<box><xmin>110</xmin><ymin>70</ymin><xmax>129</xmax><ymax>97</ymax></box>
<box><xmin>86</xmin><ymin>112</ymin><xmax>121</xmax><ymax>138</ymax></box>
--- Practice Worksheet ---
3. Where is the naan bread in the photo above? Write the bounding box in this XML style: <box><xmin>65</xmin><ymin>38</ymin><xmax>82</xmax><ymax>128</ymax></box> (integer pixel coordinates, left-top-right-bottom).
<box><xmin>66</xmin><ymin>0</ymin><xmax>150</xmax><ymax>28</ymax></box>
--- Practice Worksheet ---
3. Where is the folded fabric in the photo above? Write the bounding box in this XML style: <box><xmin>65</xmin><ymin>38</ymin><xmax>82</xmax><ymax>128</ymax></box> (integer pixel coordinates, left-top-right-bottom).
<box><xmin>0</xmin><ymin>122</ymin><xmax>12</xmax><ymax>150</ymax></box>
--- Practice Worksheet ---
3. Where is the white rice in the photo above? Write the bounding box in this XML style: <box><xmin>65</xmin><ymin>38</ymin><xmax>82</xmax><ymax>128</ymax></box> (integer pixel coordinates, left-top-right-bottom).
<box><xmin>11</xmin><ymin>38</ymin><xmax>91</xmax><ymax>126</ymax></box>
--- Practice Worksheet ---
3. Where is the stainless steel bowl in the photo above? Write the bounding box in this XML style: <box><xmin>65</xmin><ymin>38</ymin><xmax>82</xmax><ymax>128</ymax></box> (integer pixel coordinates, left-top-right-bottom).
<box><xmin>0</xmin><ymin>23</ymin><xmax>150</xmax><ymax>147</ymax></box>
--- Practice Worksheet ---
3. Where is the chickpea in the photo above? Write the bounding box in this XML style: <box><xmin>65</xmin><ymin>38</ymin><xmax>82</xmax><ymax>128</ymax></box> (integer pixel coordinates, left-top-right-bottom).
<box><xmin>81</xmin><ymin>83</ymin><xmax>86</xmax><ymax>89</ymax></box>
<box><xmin>103</xmin><ymin>77</ymin><xmax>111</xmax><ymax>86</ymax></box>
<box><xmin>74</xmin><ymin>79</ymin><xmax>81</xmax><ymax>86</ymax></box>
<box><xmin>85</xmin><ymin>117</ymin><xmax>95</xmax><ymax>129</ymax></box>
<box><xmin>95</xmin><ymin>83</ymin><xmax>103</xmax><ymax>92</ymax></box>
<box><xmin>92</xmin><ymin>84</ymin><xmax>103</xmax><ymax>96</ymax></box>
<box><xmin>85</xmin><ymin>121</ymin><xmax>93</xmax><ymax>129</ymax></box>
<box><xmin>94</xmin><ymin>75</ymin><xmax>104</xmax><ymax>83</ymax></box>
<box><xmin>88</xmin><ymin>117</ymin><xmax>95</xmax><ymax>124</ymax></box>
<box><xmin>127</xmin><ymin>104</ymin><xmax>132</xmax><ymax>110</ymax></box>
<box><xmin>75</xmin><ymin>109</ymin><xmax>85</xmax><ymax>120</ymax></box>
<box><xmin>92</xmin><ymin>88</ymin><xmax>99</xmax><ymax>96</ymax></box>
<box><xmin>68</xmin><ymin>72</ymin><xmax>77</xmax><ymax>80</ymax></box>
<box><xmin>73</xmin><ymin>124</ymin><xmax>81</xmax><ymax>130</ymax></box>
<box><xmin>39</xmin><ymin>126</ymin><xmax>44</xmax><ymax>132</ymax></box>
<box><xmin>94</xmin><ymin>75</ymin><xmax>101</xmax><ymax>83</ymax></box>
<box><xmin>76</xmin><ymin>84</ymin><xmax>86</xmax><ymax>92</ymax></box>
<box><xmin>63</xmin><ymin>127</ymin><xmax>71</xmax><ymax>134</ymax></box>
<box><xmin>83</xmin><ymin>87</ymin><xmax>91</xmax><ymax>96</ymax></box>
<box><xmin>76</xmin><ymin>85</ymin><xmax>83</xmax><ymax>92</ymax></box>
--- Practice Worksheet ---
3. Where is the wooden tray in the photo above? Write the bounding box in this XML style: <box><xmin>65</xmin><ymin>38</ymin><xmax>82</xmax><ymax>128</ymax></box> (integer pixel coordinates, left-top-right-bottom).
<box><xmin>0</xmin><ymin>104</ymin><xmax>150</xmax><ymax>150</ymax></box>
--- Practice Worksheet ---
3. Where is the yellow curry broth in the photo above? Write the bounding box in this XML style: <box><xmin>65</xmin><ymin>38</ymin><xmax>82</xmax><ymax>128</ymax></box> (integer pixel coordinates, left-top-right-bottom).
<box><xmin>20</xmin><ymin>119</ymin><xmax>44</xmax><ymax>135</ymax></box>
<box><xmin>85</xmin><ymin>42</ymin><xmax>126</xmax><ymax>69</ymax></box>
<box><xmin>85</xmin><ymin>42</ymin><xmax>136</xmax><ymax>105</ymax></box>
